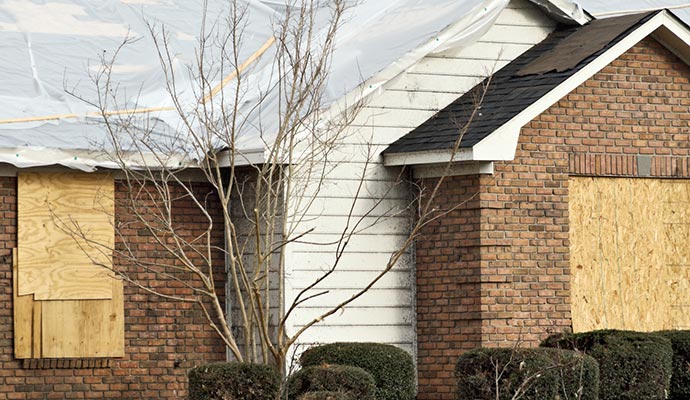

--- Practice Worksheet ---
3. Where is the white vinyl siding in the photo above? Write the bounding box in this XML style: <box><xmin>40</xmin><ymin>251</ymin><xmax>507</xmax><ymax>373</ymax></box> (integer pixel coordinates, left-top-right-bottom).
<box><xmin>283</xmin><ymin>0</ymin><xmax>556</xmax><ymax>357</ymax></box>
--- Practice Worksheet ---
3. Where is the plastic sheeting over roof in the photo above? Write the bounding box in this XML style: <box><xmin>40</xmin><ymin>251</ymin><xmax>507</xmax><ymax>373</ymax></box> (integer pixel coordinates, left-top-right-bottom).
<box><xmin>578</xmin><ymin>0</ymin><xmax>690</xmax><ymax>18</ymax></box>
<box><xmin>0</xmin><ymin>0</ymin><xmax>515</xmax><ymax>171</ymax></box>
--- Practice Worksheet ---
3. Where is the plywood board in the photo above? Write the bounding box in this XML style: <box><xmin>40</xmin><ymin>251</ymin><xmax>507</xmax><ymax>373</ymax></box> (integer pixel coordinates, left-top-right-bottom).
<box><xmin>13</xmin><ymin>248</ymin><xmax>38</xmax><ymax>358</ymax></box>
<box><xmin>41</xmin><ymin>279</ymin><xmax>124</xmax><ymax>358</ymax></box>
<box><xmin>18</xmin><ymin>172</ymin><xmax>114</xmax><ymax>300</ymax></box>
<box><xmin>570</xmin><ymin>177</ymin><xmax>690</xmax><ymax>332</ymax></box>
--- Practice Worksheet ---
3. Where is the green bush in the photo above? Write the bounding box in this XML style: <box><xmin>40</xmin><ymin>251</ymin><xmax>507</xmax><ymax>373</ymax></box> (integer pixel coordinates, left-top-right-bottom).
<box><xmin>300</xmin><ymin>343</ymin><xmax>415</xmax><ymax>400</ymax></box>
<box><xmin>541</xmin><ymin>348</ymin><xmax>599</xmax><ymax>400</ymax></box>
<box><xmin>287</xmin><ymin>364</ymin><xmax>376</xmax><ymax>400</ymax></box>
<box><xmin>188</xmin><ymin>362</ymin><xmax>280</xmax><ymax>400</ymax></box>
<box><xmin>542</xmin><ymin>330</ymin><xmax>673</xmax><ymax>400</ymax></box>
<box><xmin>297</xmin><ymin>391</ymin><xmax>355</xmax><ymax>400</ymax></box>
<box><xmin>455</xmin><ymin>347</ymin><xmax>599</xmax><ymax>400</ymax></box>
<box><xmin>658</xmin><ymin>330</ymin><xmax>690</xmax><ymax>400</ymax></box>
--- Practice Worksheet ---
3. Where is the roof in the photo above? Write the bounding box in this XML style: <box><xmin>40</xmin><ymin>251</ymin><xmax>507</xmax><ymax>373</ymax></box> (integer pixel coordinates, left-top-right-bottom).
<box><xmin>0</xmin><ymin>0</ymin><xmax>521</xmax><ymax>171</ymax></box>
<box><xmin>383</xmin><ymin>11</ymin><xmax>657</xmax><ymax>156</ymax></box>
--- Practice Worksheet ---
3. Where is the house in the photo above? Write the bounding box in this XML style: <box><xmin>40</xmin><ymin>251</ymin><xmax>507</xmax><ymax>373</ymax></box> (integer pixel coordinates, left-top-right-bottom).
<box><xmin>0</xmin><ymin>0</ymin><xmax>689</xmax><ymax>399</ymax></box>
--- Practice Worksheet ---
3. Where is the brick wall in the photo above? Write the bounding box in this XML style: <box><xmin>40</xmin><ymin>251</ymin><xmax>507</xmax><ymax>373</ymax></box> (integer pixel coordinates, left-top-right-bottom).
<box><xmin>416</xmin><ymin>36</ymin><xmax>690</xmax><ymax>399</ymax></box>
<box><xmin>0</xmin><ymin>177</ymin><xmax>226</xmax><ymax>399</ymax></box>
<box><xmin>415</xmin><ymin>175</ymin><xmax>482</xmax><ymax>398</ymax></box>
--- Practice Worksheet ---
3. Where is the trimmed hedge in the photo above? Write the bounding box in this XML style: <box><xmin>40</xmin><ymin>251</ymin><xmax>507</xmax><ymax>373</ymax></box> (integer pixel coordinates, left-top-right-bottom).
<box><xmin>188</xmin><ymin>362</ymin><xmax>280</xmax><ymax>400</ymax></box>
<box><xmin>542</xmin><ymin>330</ymin><xmax>673</xmax><ymax>400</ymax></box>
<box><xmin>298</xmin><ymin>391</ymin><xmax>355</xmax><ymax>400</ymax></box>
<box><xmin>542</xmin><ymin>348</ymin><xmax>599</xmax><ymax>400</ymax></box>
<box><xmin>287</xmin><ymin>364</ymin><xmax>376</xmax><ymax>400</ymax></box>
<box><xmin>455</xmin><ymin>347</ymin><xmax>599</xmax><ymax>400</ymax></box>
<box><xmin>300</xmin><ymin>343</ymin><xmax>415</xmax><ymax>400</ymax></box>
<box><xmin>658</xmin><ymin>330</ymin><xmax>690</xmax><ymax>400</ymax></box>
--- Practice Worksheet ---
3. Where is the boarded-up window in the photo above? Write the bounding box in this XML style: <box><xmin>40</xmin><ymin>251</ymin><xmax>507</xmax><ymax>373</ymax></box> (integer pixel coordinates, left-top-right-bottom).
<box><xmin>14</xmin><ymin>172</ymin><xmax>124</xmax><ymax>358</ymax></box>
<box><xmin>569</xmin><ymin>177</ymin><xmax>690</xmax><ymax>332</ymax></box>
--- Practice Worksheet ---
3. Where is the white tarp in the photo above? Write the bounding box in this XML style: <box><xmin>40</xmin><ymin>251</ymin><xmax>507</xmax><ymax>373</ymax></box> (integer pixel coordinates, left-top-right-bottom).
<box><xmin>578</xmin><ymin>0</ymin><xmax>690</xmax><ymax>18</ymax></box>
<box><xmin>0</xmin><ymin>0</ymin><xmax>512</xmax><ymax>171</ymax></box>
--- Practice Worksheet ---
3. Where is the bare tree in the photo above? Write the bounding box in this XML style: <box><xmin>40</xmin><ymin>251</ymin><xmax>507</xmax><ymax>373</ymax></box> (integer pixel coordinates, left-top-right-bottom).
<box><xmin>65</xmin><ymin>0</ymin><xmax>489</xmax><ymax>374</ymax></box>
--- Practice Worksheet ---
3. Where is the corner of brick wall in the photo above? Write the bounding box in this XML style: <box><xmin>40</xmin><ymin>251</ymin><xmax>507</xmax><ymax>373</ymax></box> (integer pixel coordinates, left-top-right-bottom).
<box><xmin>415</xmin><ymin>174</ymin><xmax>482</xmax><ymax>398</ymax></box>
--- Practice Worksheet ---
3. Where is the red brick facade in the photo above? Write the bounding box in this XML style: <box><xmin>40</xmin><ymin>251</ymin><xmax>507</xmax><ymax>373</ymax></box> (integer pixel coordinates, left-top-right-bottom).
<box><xmin>416</xmin><ymin>37</ymin><xmax>690</xmax><ymax>399</ymax></box>
<box><xmin>0</xmin><ymin>178</ymin><xmax>226</xmax><ymax>399</ymax></box>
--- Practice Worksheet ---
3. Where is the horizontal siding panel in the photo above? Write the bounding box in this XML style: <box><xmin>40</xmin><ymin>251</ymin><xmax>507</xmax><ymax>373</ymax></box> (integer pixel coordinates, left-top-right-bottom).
<box><xmin>339</xmin><ymin>126</ymin><xmax>415</xmax><ymax>145</ymax></box>
<box><xmin>293</xmin><ymin>324</ymin><xmax>415</xmax><ymax>344</ymax></box>
<box><xmin>289</xmin><ymin>233</ymin><xmax>410</xmax><ymax>253</ymax></box>
<box><xmin>286</xmin><ymin>288</ymin><xmax>413</xmax><ymax>309</ymax></box>
<box><xmin>480</xmin><ymin>24</ymin><xmax>552</xmax><ymax>45</ymax></box>
<box><xmin>291</xmin><ymin>215</ymin><xmax>411</xmax><ymax>235</ymax></box>
<box><xmin>287</xmin><ymin>251</ymin><xmax>412</xmax><ymax>271</ymax></box>
<box><xmin>349</xmin><ymin>107</ymin><xmax>437</xmax><ymax>128</ymax></box>
<box><xmin>409</xmin><ymin>57</ymin><xmax>511</xmax><ymax>76</ymax></box>
<box><xmin>430</xmin><ymin>41</ymin><xmax>533</xmax><ymax>61</ymax></box>
<box><xmin>293</xmin><ymin>144</ymin><xmax>386</xmax><ymax>163</ymax></box>
<box><xmin>290</xmin><ymin>306</ymin><xmax>415</xmax><ymax>326</ymax></box>
<box><xmin>386</xmin><ymin>74</ymin><xmax>483</xmax><ymax>94</ymax></box>
<box><xmin>296</xmin><ymin>197</ymin><xmax>410</xmax><ymax>218</ymax></box>
<box><xmin>292</xmin><ymin>177</ymin><xmax>410</xmax><ymax>200</ymax></box>
<box><xmin>366</xmin><ymin>90</ymin><xmax>461</xmax><ymax>110</ymax></box>
<box><xmin>288</xmin><ymin>270</ymin><xmax>412</xmax><ymax>290</ymax></box>
<box><xmin>319</xmin><ymin>161</ymin><xmax>406</xmax><ymax>181</ymax></box>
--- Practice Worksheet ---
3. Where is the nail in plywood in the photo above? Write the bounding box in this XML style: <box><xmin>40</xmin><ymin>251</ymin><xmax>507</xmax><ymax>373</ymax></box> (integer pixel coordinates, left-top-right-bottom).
<box><xmin>18</xmin><ymin>172</ymin><xmax>115</xmax><ymax>300</ymax></box>
<box><xmin>570</xmin><ymin>177</ymin><xmax>690</xmax><ymax>332</ymax></box>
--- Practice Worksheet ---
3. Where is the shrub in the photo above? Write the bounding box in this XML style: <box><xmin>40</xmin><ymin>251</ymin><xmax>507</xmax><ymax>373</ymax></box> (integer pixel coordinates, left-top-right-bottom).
<box><xmin>188</xmin><ymin>362</ymin><xmax>280</xmax><ymax>400</ymax></box>
<box><xmin>455</xmin><ymin>347</ymin><xmax>598</xmax><ymax>400</ymax></box>
<box><xmin>542</xmin><ymin>330</ymin><xmax>673</xmax><ymax>400</ymax></box>
<box><xmin>287</xmin><ymin>364</ymin><xmax>376</xmax><ymax>400</ymax></box>
<box><xmin>300</xmin><ymin>342</ymin><xmax>415</xmax><ymax>400</ymax></box>
<box><xmin>658</xmin><ymin>330</ymin><xmax>690</xmax><ymax>400</ymax></box>
<box><xmin>297</xmin><ymin>391</ymin><xmax>355</xmax><ymax>400</ymax></box>
<box><xmin>541</xmin><ymin>348</ymin><xmax>599</xmax><ymax>400</ymax></box>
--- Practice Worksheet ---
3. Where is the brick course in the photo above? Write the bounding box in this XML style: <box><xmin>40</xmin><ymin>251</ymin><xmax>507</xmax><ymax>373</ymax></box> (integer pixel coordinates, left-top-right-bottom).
<box><xmin>0</xmin><ymin>178</ymin><xmax>226</xmax><ymax>399</ymax></box>
<box><xmin>416</xmin><ymin>36</ymin><xmax>690</xmax><ymax>399</ymax></box>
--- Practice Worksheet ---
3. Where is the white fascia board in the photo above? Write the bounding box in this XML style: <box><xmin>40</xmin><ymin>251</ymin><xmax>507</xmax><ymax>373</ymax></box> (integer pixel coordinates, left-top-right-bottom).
<box><xmin>650</xmin><ymin>14</ymin><xmax>690</xmax><ymax>67</ymax></box>
<box><xmin>383</xmin><ymin>148</ymin><xmax>473</xmax><ymax>166</ymax></box>
<box><xmin>412</xmin><ymin>161</ymin><xmax>494</xmax><ymax>178</ymax></box>
<box><xmin>473</xmin><ymin>11</ymin><xmax>676</xmax><ymax>162</ymax></box>
<box><xmin>216</xmin><ymin>148</ymin><xmax>266</xmax><ymax>167</ymax></box>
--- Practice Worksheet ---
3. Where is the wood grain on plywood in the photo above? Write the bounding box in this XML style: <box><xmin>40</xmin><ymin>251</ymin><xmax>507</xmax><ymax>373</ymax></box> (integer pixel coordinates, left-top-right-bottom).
<box><xmin>13</xmin><ymin>248</ymin><xmax>36</xmax><ymax>359</ymax></box>
<box><xmin>18</xmin><ymin>172</ymin><xmax>115</xmax><ymax>300</ymax></box>
<box><xmin>41</xmin><ymin>279</ymin><xmax>124</xmax><ymax>358</ymax></box>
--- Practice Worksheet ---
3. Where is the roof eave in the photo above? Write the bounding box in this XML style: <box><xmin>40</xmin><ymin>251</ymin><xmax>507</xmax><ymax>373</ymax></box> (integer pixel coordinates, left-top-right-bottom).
<box><xmin>382</xmin><ymin>135</ymin><xmax>518</xmax><ymax>166</ymax></box>
<box><xmin>383</xmin><ymin>10</ymin><xmax>690</xmax><ymax>169</ymax></box>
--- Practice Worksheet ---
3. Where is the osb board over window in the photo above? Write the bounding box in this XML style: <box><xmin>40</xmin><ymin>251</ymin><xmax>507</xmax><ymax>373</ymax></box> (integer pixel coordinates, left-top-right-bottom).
<box><xmin>14</xmin><ymin>172</ymin><xmax>124</xmax><ymax>359</ymax></box>
<box><xmin>570</xmin><ymin>177</ymin><xmax>690</xmax><ymax>332</ymax></box>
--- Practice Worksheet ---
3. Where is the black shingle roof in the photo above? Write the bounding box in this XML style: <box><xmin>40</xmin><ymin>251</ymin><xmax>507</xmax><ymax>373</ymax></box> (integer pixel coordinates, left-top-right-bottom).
<box><xmin>383</xmin><ymin>11</ymin><xmax>658</xmax><ymax>155</ymax></box>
